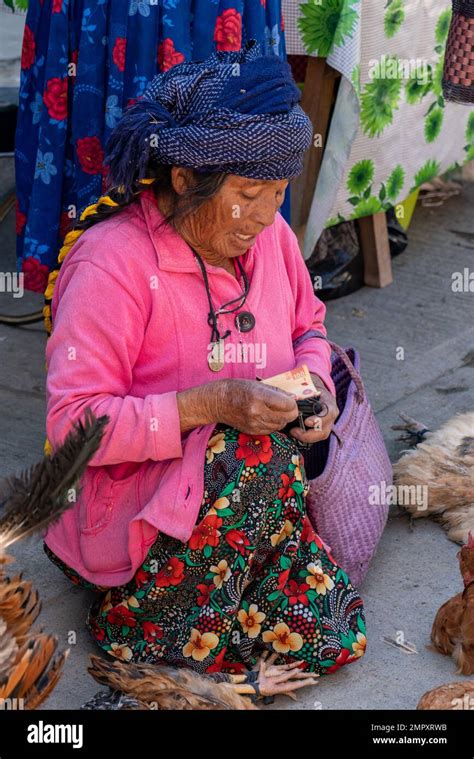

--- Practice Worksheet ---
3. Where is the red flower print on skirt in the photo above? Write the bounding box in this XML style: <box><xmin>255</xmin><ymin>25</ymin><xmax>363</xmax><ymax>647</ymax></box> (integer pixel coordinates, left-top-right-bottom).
<box><xmin>15</xmin><ymin>200</ymin><xmax>27</xmax><ymax>236</ymax></box>
<box><xmin>196</xmin><ymin>583</ymin><xmax>213</xmax><ymax>607</ymax></box>
<box><xmin>278</xmin><ymin>472</ymin><xmax>297</xmax><ymax>501</ymax></box>
<box><xmin>206</xmin><ymin>648</ymin><xmax>247</xmax><ymax>674</ymax></box>
<box><xmin>142</xmin><ymin>621</ymin><xmax>163</xmax><ymax>642</ymax></box>
<box><xmin>76</xmin><ymin>136</ymin><xmax>105</xmax><ymax>175</ymax></box>
<box><xmin>21</xmin><ymin>257</ymin><xmax>49</xmax><ymax>294</ymax></box>
<box><xmin>21</xmin><ymin>26</ymin><xmax>35</xmax><ymax>70</ymax></box>
<box><xmin>277</xmin><ymin>568</ymin><xmax>290</xmax><ymax>590</ymax></box>
<box><xmin>134</xmin><ymin>567</ymin><xmax>149</xmax><ymax>588</ymax></box>
<box><xmin>112</xmin><ymin>38</ymin><xmax>127</xmax><ymax>72</ymax></box>
<box><xmin>326</xmin><ymin>648</ymin><xmax>358</xmax><ymax>673</ymax></box>
<box><xmin>235</xmin><ymin>433</ymin><xmax>273</xmax><ymax>467</ymax></box>
<box><xmin>43</xmin><ymin>77</ymin><xmax>68</xmax><ymax>121</ymax></box>
<box><xmin>154</xmin><ymin>556</ymin><xmax>185</xmax><ymax>587</ymax></box>
<box><xmin>284</xmin><ymin>580</ymin><xmax>310</xmax><ymax>606</ymax></box>
<box><xmin>106</xmin><ymin>604</ymin><xmax>137</xmax><ymax>628</ymax></box>
<box><xmin>214</xmin><ymin>9</ymin><xmax>242</xmax><ymax>52</ymax></box>
<box><xmin>225</xmin><ymin>529</ymin><xmax>250</xmax><ymax>554</ymax></box>
<box><xmin>157</xmin><ymin>38</ymin><xmax>185</xmax><ymax>72</ymax></box>
<box><xmin>189</xmin><ymin>514</ymin><xmax>222</xmax><ymax>551</ymax></box>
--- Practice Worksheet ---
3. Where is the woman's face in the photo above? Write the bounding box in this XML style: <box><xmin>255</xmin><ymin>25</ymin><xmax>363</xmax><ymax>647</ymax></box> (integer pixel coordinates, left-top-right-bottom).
<box><xmin>168</xmin><ymin>168</ymin><xmax>289</xmax><ymax>265</ymax></box>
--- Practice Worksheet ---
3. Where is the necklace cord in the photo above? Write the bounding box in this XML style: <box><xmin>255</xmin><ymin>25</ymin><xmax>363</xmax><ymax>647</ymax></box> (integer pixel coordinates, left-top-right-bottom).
<box><xmin>192</xmin><ymin>250</ymin><xmax>249</xmax><ymax>345</ymax></box>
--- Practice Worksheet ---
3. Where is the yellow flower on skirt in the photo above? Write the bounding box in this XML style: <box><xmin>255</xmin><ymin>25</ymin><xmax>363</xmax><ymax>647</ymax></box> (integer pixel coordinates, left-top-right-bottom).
<box><xmin>306</xmin><ymin>563</ymin><xmax>335</xmax><ymax>595</ymax></box>
<box><xmin>352</xmin><ymin>632</ymin><xmax>367</xmax><ymax>657</ymax></box>
<box><xmin>291</xmin><ymin>453</ymin><xmax>304</xmax><ymax>481</ymax></box>
<box><xmin>183</xmin><ymin>629</ymin><xmax>219</xmax><ymax>662</ymax></box>
<box><xmin>110</xmin><ymin>642</ymin><xmax>133</xmax><ymax>662</ymax></box>
<box><xmin>206</xmin><ymin>432</ymin><xmax>226</xmax><ymax>463</ymax></box>
<box><xmin>263</xmin><ymin>623</ymin><xmax>303</xmax><ymax>654</ymax></box>
<box><xmin>207</xmin><ymin>496</ymin><xmax>230</xmax><ymax>516</ymax></box>
<box><xmin>270</xmin><ymin>519</ymin><xmax>294</xmax><ymax>547</ymax></box>
<box><xmin>237</xmin><ymin>604</ymin><xmax>266</xmax><ymax>639</ymax></box>
<box><xmin>210</xmin><ymin>559</ymin><xmax>231</xmax><ymax>588</ymax></box>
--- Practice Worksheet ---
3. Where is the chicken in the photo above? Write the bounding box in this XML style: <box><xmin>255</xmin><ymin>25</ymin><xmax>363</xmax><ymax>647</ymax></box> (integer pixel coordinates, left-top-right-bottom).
<box><xmin>392</xmin><ymin>412</ymin><xmax>474</xmax><ymax>544</ymax></box>
<box><xmin>81</xmin><ymin>652</ymin><xmax>319</xmax><ymax>710</ymax></box>
<box><xmin>83</xmin><ymin>655</ymin><xmax>258</xmax><ymax>710</ymax></box>
<box><xmin>430</xmin><ymin>532</ymin><xmax>474</xmax><ymax>675</ymax></box>
<box><xmin>417</xmin><ymin>680</ymin><xmax>474</xmax><ymax>710</ymax></box>
<box><xmin>0</xmin><ymin>408</ymin><xmax>109</xmax><ymax>709</ymax></box>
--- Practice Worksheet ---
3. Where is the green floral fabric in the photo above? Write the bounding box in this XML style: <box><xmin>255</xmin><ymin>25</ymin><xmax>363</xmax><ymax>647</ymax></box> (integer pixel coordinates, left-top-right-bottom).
<box><xmin>283</xmin><ymin>0</ymin><xmax>474</xmax><ymax>257</ymax></box>
<box><xmin>1</xmin><ymin>0</ymin><xmax>28</xmax><ymax>12</ymax></box>
<box><xmin>297</xmin><ymin>0</ymin><xmax>359</xmax><ymax>59</ymax></box>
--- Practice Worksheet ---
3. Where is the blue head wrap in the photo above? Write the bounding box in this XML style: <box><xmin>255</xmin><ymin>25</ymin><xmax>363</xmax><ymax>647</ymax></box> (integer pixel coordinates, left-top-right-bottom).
<box><xmin>104</xmin><ymin>40</ymin><xmax>313</xmax><ymax>202</ymax></box>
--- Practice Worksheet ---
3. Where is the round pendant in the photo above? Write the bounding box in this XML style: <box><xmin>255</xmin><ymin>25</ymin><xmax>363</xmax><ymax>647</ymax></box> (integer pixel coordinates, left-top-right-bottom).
<box><xmin>208</xmin><ymin>340</ymin><xmax>225</xmax><ymax>372</ymax></box>
<box><xmin>235</xmin><ymin>311</ymin><xmax>255</xmax><ymax>333</ymax></box>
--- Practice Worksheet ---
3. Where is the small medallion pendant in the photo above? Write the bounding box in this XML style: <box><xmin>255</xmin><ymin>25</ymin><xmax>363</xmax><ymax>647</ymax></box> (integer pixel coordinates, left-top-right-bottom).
<box><xmin>208</xmin><ymin>340</ymin><xmax>225</xmax><ymax>372</ymax></box>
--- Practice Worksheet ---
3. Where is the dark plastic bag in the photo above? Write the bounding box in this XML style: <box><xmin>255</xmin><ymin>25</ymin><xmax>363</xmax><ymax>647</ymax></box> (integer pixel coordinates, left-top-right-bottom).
<box><xmin>305</xmin><ymin>213</ymin><xmax>408</xmax><ymax>301</ymax></box>
<box><xmin>305</xmin><ymin>220</ymin><xmax>363</xmax><ymax>301</ymax></box>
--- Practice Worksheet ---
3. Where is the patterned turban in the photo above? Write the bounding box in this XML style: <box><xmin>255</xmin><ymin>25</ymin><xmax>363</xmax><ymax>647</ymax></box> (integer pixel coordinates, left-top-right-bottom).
<box><xmin>104</xmin><ymin>40</ymin><xmax>313</xmax><ymax>202</ymax></box>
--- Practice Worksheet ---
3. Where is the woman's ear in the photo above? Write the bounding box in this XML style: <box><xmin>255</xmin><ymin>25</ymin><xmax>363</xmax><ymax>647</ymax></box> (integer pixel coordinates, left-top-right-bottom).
<box><xmin>170</xmin><ymin>166</ymin><xmax>195</xmax><ymax>196</ymax></box>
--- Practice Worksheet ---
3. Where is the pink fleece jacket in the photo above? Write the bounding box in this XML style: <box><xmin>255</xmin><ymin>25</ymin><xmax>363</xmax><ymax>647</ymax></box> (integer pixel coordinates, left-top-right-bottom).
<box><xmin>43</xmin><ymin>187</ymin><xmax>335</xmax><ymax>587</ymax></box>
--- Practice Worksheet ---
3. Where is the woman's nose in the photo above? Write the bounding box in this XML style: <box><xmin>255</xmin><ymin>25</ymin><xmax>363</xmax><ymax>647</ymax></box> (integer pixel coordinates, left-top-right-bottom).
<box><xmin>252</xmin><ymin>195</ymin><xmax>284</xmax><ymax>228</ymax></box>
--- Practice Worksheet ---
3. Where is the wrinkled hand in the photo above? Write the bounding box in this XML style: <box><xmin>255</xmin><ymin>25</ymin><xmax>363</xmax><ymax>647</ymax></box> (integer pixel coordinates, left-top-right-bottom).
<box><xmin>213</xmin><ymin>378</ymin><xmax>299</xmax><ymax>435</ymax></box>
<box><xmin>287</xmin><ymin>373</ymin><xmax>338</xmax><ymax>445</ymax></box>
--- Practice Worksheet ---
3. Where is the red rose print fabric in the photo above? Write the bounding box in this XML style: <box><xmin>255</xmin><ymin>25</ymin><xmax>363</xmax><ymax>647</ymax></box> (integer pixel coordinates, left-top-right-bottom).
<box><xmin>15</xmin><ymin>0</ymin><xmax>287</xmax><ymax>292</ymax></box>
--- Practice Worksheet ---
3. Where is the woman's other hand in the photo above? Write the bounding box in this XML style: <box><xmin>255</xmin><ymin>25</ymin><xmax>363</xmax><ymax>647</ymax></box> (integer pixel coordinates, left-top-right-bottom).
<box><xmin>287</xmin><ymin>373</ymin><xmax>338</xmax><ymax>445</ymax></box>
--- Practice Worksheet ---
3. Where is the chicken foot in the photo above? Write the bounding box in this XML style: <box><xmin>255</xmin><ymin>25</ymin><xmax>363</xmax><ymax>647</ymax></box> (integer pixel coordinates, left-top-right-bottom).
<box><xmin>211</xmin><ymin>651</ymin><xmax>319</xmax><ymax>704</ymax></box>
<box><xmin>391</xmin><ymin>412</ymin><xmax>430</xmax><ymax>446</ymax></box>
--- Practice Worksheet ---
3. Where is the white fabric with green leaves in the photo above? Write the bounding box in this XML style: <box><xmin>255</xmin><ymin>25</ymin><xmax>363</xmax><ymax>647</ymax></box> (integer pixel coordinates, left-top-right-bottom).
<box><xmin>283</xmin><ymin>0</ymin><xmax>474</xmax><ymax>259</ymax></box>
<box><xmin>1</xmin><ymin>0</ymin><xmax>27</xmax><ymax>12</ymax></box>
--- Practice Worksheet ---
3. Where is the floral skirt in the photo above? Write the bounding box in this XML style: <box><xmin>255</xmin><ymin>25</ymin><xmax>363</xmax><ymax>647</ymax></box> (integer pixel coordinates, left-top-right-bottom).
<box><xmin>44</xmin><ymin>425</ymin><xmax>367</xmax><ymax>675</ymax></box>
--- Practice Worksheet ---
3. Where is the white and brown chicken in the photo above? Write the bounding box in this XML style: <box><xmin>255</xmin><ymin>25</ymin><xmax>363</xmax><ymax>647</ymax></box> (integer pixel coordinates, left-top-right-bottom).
<box><xmin>392</xmin><ymin>411</ymin><xmax>474</xmax><ymax>544</ymax></box>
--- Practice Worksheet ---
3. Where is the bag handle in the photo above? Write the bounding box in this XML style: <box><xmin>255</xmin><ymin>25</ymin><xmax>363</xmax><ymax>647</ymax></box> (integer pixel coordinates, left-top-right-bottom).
<box><xmin>309</xmin><ymin>331</ymin><xmax>365</xmax><ymax>404</ymax></box>
<box><xmin>328</xmin><ymin>341</ymin><xmax>365</xmax><ymax>404</ymax></box>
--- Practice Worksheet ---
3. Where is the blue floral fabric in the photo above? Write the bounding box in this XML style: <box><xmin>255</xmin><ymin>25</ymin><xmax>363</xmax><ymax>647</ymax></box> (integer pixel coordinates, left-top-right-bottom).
<box><xmin>15</xmin><ymin>0</ymin><xmax>287</xmax><ymax>293</ymax></box>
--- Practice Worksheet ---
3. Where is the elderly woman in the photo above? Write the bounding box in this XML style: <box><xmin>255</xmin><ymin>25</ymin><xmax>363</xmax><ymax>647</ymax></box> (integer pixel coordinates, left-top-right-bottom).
<box><xmin>43</xmin><ymin>41</ymin><xmax>366</xmax><ymax>701</ymax></box>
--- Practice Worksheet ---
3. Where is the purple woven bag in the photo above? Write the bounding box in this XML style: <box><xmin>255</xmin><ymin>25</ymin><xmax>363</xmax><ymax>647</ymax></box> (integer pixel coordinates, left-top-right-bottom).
<box><xmin>302</xmin><ymin>340</ymin><xmax>392</xmax><ymax>588</ymax></box>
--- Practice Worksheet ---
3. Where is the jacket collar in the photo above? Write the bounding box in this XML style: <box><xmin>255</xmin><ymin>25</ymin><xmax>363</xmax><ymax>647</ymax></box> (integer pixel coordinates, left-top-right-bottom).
<box><xmin>138</xmin><ymin>186</ymin><xmax>255</xmax><ymax>276</ymax></box>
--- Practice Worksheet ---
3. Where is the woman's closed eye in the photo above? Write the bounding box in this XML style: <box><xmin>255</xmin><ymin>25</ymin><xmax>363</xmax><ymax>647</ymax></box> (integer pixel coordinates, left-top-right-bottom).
<box><xmin>240</xmin><ymin>191</ymin><xmax>260</xmax><ymax>200</ymax></box>
<box><xmin>241</xmin><ymin>189</ymin><xmax>286</xmax><ymax>202</ymax></box>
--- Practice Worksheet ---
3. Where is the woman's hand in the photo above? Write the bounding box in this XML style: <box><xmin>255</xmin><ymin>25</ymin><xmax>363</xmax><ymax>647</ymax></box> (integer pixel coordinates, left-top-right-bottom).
<box><xmin>177</xmin><ymin>378</ymin><xmax>299</xmax><ymax>436</ymax></box>
<box><xmin>213</xmin><ymin>379</ymin><xmax>299</xmax><ymax>435</ymax></box>
<box><xmin>287</xmin><ymin>373</ymin><xmax>338</xmax><ymax>445</ymax></box>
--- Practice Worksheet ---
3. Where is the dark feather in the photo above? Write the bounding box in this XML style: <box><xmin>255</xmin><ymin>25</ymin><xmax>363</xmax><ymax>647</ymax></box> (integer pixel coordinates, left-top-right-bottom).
<box><xmin>87</xmin><ymin>655</ymin><xmax>257</xmax><ymax>710</ymax></box>
<box><xmin>457</xmin><ymin>437</ymin><xmax>474</xmax><ymax>458</ymax></box>
<box><xmin>0</xmin><ymin>407</ymin><xmax>109</xmax><ymax>552</ymax></box>
<box><xmin>81</xmin><ymin>689</ymin><xmax>150</xmax><ymax>710</ymax></box>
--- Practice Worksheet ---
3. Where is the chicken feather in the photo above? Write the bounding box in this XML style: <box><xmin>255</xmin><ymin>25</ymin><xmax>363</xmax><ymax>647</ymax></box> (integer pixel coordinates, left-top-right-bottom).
<box><xmin>87</xmin><ymin>655</ymin><xmax>258</xmax><ymax>711</ymax></box>
<box><xmin>418</xmin><ymin>680</ymin><xmax>474</xmax><ymax>709</ymax></box>
<box><xmin>0</xmin><ymin>408</ymin><xmax>109</xmax><ymax>709</ymax></box>
<box><xmin>430</xmin><ymin>534</ymin><xmax>474</xmax><ymax>675</ymax></box>
<box><xmin>393</xmin><ymin>412</ymin><xmax>474</xmax><ymax>545</ymax></box>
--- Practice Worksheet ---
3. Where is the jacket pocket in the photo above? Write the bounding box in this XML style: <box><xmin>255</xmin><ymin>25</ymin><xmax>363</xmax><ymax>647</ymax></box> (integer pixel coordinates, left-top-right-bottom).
<box><xmin>80</xmin><ymin>469</ymin><xmax>113</xmax><ymax>535</ymax></box>
<box><xmin>79</xmin><ymin>467</ymin><xmax>142</xmax><ymax>574</ymax></box>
